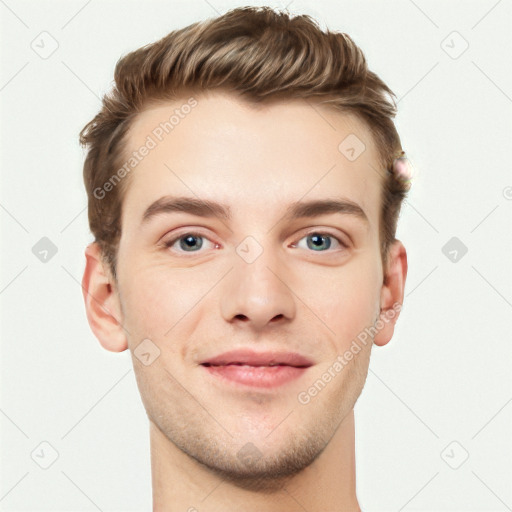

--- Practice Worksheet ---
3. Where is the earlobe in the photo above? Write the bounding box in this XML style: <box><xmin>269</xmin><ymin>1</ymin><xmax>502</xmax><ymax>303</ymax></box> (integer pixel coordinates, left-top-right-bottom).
<box><xmin>82</xmin><ymin>243</ymin><xmax>128</xmax><ymax>352</ymax></box>
<box><xmin>373</xmin><ymin>240</ymin><xmax>408</xmax><ymax>347</ymax></box>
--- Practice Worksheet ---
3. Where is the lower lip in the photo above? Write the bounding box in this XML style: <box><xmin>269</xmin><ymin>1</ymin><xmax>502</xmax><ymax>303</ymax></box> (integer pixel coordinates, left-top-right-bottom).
<box><xmin>201</xmin><ymin>364</ymin><xmax>310</xmax><ymax>388</ymax></box>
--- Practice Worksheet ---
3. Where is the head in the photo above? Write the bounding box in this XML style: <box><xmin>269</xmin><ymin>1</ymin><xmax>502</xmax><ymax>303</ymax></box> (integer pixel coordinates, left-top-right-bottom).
<box><xmin>81</xmin><ymin>6</ymin><xmax>408</xmax><ymax>488</ymax></box>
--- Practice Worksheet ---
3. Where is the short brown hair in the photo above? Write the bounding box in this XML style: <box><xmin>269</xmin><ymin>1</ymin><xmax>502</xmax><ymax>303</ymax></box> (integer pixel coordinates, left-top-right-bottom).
<box><xmin>80</xmin><ymin>6</ymin><xmax>409</xmax><ymax>278</ymax></box>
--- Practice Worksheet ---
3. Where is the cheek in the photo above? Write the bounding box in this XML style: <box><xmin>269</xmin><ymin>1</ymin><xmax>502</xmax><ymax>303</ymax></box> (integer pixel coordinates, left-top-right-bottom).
<box><xmin>316</xmin><ymin>257</ymin><xmax>381</xmax><ymax>346</ymax></box>
<box><xmin>119</xmin><ymin>258</ymin><xmax>223</xmax><ymax>352</ymax></box>
<box><xmin>118</xmin><ymin>264</ymin><xmax>193</xmax><ymax>340</ymax></box>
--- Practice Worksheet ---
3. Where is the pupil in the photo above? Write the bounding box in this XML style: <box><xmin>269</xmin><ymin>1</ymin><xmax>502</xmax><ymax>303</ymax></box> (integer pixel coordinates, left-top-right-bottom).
<box><xmin>308</xmin><ymin>234</ymin><xmax>330</xmax><ymax>251</ymax></box>
<box><xmin>181</xmin><ymin>235</ymin><xmax>202</xmax><ymax>251</ymax></box>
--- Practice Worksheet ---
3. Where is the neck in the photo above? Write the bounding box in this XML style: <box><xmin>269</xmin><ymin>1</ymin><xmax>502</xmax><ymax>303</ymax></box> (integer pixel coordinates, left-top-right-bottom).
<box><xmin>150</xmin><ymin>410</ymin><xmax>360</xmax><ymax>512</ymax></box>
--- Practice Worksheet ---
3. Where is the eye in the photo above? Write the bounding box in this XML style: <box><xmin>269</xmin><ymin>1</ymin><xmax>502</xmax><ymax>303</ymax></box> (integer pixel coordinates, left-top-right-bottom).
<box><xmin>292</xmin><ymin>231</ymin><xmax>347</xmax><ymax>252</ymax></box>
<box><xmin>163</xmin><ymin>232</ymin><xmax>218</xmax><ymax>254</ymax></box>
<box><xmin>162</xmin><ymin>230</ymin><xmax>347</xmax><ymax>255</ymax></box>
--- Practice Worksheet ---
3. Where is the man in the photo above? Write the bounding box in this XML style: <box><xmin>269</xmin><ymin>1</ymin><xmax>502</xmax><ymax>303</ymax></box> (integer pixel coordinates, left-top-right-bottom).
<box><xmin>80</xmin><ymin>6</ymin><xmax>409</xmax><ymax>510</ymax></box>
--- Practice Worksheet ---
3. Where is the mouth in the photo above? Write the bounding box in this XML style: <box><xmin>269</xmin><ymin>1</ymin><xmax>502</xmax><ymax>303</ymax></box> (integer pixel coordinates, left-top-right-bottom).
<box><xmin>201</xmin><ymin>362</ymin><xmax>309</xmax><ymax>367</ymax></box>
<box><xmin>199</xmin><ymin>350</ymin><xmax>313</xmax><ymax>388</ymax></box>
<box><xmin>200</xmin><ymin>349</ymin><xmax>314</xmax><ymax>368</ymax></box>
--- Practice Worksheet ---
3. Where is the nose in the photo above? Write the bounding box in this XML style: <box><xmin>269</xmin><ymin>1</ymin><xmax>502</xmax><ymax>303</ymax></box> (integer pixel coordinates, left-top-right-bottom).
<box><xmin>220</xmin><ymin>242</ymin><xmax>296</xmax><ymax>331</ymax></box>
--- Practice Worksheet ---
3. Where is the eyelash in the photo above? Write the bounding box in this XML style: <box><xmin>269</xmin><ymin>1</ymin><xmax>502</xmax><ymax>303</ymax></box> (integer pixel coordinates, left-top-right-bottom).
<box><xmin>162</xmin><ymin>230</ymin><xmax>348</xmax><ymax>255</ymax></box>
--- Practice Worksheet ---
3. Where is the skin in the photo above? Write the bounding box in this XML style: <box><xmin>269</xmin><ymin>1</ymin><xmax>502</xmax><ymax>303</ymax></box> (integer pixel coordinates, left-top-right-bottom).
<box><xmin>82</xmin><ymin>90</ymin><xmax>407</xmax><ymax>511</ymax></box>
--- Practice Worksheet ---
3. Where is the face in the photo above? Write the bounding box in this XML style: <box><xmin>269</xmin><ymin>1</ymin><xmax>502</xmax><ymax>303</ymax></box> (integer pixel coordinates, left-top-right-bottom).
<box><xmin>94</xmin><ymin>90</ymin><xmax>402</xmax><ymax>485</ymax></box>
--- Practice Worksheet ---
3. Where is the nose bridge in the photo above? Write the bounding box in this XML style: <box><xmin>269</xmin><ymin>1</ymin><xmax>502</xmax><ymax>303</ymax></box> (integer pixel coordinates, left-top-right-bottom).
<box><xmin>220</xmin><ymin>234</ymin><xmax>296</xmax><ymax>330</ymax></box>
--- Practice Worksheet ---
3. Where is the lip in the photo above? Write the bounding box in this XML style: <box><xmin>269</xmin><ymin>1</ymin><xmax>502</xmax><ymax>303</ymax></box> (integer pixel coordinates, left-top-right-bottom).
<box><xmin>200</xmin><ymin>349</ymin><xmax>314</xmax><ymax>368</ymax></box>
<box><xmin>200</xmin><ymin>349</ymin><xmax>313</xmax><ymax>389</ymax></box>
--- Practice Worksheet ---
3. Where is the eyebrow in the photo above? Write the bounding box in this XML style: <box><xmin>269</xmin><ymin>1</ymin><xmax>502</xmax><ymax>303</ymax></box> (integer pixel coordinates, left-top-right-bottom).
<box><xmin>141</xmin><ymin>195</ymin><xmax>369</xmax><ymax>225</ymax></box>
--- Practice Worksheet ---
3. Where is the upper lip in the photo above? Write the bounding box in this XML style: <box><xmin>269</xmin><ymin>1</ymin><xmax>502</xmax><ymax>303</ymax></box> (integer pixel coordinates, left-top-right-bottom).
<box><xmin>200</xmin><ymin>349</ymin><xmax>314</xmax><ymax>368</ymax></box>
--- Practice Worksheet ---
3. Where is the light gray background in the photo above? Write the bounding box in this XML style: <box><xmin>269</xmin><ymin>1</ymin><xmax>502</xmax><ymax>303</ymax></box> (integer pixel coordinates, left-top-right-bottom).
<box><xmin>1</xmin><ymin>0</ymin><xmax>511</xmax><ymax>510</ymax></box>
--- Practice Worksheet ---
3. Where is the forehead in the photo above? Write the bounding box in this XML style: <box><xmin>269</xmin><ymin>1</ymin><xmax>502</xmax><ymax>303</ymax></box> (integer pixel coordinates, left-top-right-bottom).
<box><xmin>121</xmin><ymin>91</ymin><xmax>383</xmax><ymax>231</ymax></box>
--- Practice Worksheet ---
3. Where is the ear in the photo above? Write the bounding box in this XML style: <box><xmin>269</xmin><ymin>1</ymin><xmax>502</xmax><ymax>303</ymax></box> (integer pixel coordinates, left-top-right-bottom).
<box><xmin>82</xmin><ymin>242</ymin><xmax>128</xmax><ymax>352</ymax></box>
<box><xmin>373</xmin><ymin>239</ymin><xmax>408</xmax><ymax>347</ymax></box>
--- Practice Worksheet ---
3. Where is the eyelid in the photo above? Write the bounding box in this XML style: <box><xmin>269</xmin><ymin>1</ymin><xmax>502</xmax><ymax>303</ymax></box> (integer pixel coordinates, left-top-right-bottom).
<box><xmin>293</xmin><ymin>227</ymin><xmax>350</xmax><ymax>248</ymax></box>
<box><xmin>162</xmin><ymin>227</ymin><xmax>349</xmax><ymax>254</ymax></box>
<box><xmin>160</xmin><ymin>228</ymin><xmax>218</xmax><ymax>253</ymax></box>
